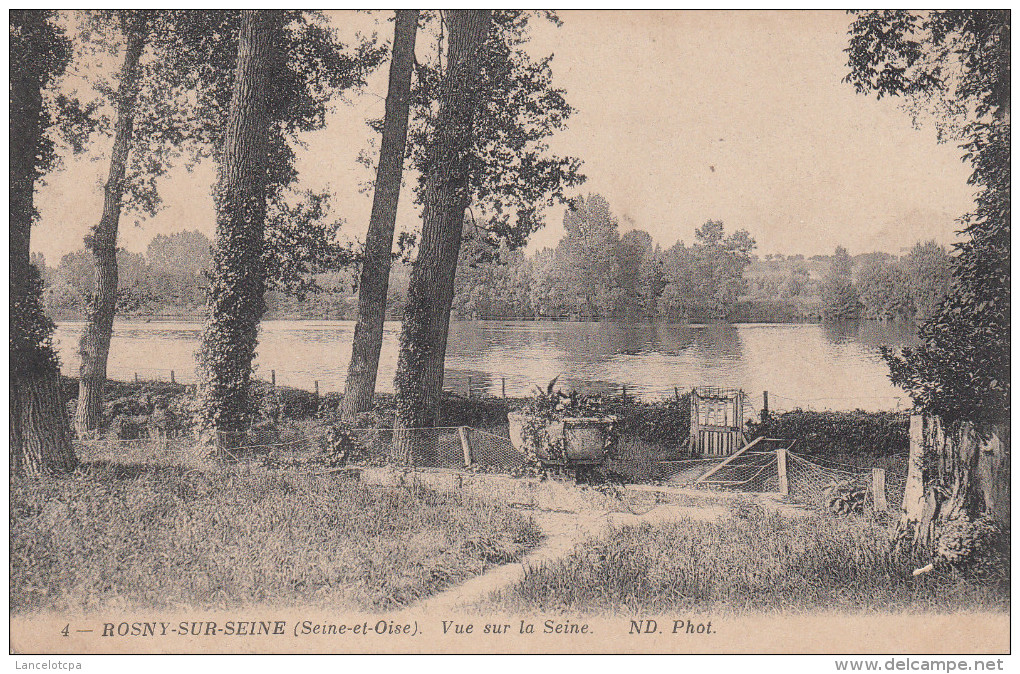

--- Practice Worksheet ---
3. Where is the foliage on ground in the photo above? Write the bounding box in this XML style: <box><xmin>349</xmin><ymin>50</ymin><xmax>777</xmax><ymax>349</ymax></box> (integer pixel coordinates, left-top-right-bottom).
<box><xmin>494</xmin><ymin>508</ymin><xmax>1008</xmax><ymax>614</ymax></box>
<box><xmin>11</xmin><ymin>462</ymin><xmax>542</xmax><ymax>614</ymax></box>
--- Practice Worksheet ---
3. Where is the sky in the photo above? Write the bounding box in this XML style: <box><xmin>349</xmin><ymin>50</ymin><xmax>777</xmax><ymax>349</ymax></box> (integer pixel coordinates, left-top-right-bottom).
<box><xmin>31</xmin><ymin>10</ymin><xmax>977</xmax><ymax>266</ymax></box>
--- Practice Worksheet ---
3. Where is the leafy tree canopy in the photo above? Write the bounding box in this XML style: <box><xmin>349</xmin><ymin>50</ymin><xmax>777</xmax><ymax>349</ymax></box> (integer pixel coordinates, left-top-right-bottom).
<box><xmin>64</xmin><ymin>10</ymin><xmax>382</xmax><ymax>288</ymax></box>
<box><xmin>407</xmin><ymin>10</ymin><xmax>585</xmax><ymax>250</ymax></box>
<box><xmin>847</xmin><ymin>10</ymin><xmax>1009</xmax><ymax>421</ymax></box>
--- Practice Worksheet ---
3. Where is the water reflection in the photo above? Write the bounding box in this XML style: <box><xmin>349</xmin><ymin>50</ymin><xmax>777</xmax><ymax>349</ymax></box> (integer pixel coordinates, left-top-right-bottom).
<box><xmin>53</xmin><ymin>319</ymin><xmax>917</xmax><ymax>410</ymax></box>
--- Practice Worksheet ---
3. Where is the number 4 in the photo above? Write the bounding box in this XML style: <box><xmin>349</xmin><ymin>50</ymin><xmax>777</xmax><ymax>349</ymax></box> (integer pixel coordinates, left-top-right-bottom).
<box><xmin>62</xmin><ymin>624</ymin><xmax>69</xmax><ymax>637</ymax></box>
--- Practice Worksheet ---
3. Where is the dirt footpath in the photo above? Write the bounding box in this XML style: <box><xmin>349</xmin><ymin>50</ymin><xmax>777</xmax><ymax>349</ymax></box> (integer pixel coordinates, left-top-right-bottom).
<box><xmin>399</xmin><ymin>496</ymin><xmax>735</xmax><ymax>614</ymax></box>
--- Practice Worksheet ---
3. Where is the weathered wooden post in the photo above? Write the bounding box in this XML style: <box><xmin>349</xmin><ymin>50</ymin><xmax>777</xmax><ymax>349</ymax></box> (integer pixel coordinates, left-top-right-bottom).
<box><xmin>314</xmin><ymin>380</ymin><xmax>319</xmax><ymax>402</ymax></box>
<box><xmin>134</xmin><ymin>372</ymin><xmax>139</xmax><ymax>384</ymax></box>
<box><xmin>776</xmin><ymin>446</ymin><xmax>789</xmax><ymax>496</ymax></box>
<box><xmin>170</xmin><ymin>370</ymin><xmax>175</xmax><ymax>384</ymax></box>
<box><xmin>762</xmin><ymin>390</ymin><xmax>769</xmax><ymax>424</ymax></box>
<box><xmin>621</xmin><ymin>385</ymin><xmax>627</xmax><ymax>402</ymax></box>
<box><xmin>902</xmin><ymin>414</ymin><xmax>929</xmax><ymax>530</ymax></box>
<box><xmin>871</xmin><ymin>468</ymin><xmax>887</xmax><ymax>511</ymax></box>
<box><xmin>271</xmin><ymin>369</ymin><xmax>276</xmax><ymax>387</ymax></box>
<box><xmin>501</xmin><ymin>377</ymin><xmax>506</xmax><ymax>399</ymax></box>
<box><xmin>467</xmin><ymin>376</ymin><xmax>472</xmax><ymax>398</ymax></box>
<box><xmin>458</xmin><ymin>426</ymin><xmax>473</xmax><ymax>466</ymax></box>
<box><xmin>690</xmin><ymin>391</ymin><xmax>699</xmax><ymax>455</ymax></box>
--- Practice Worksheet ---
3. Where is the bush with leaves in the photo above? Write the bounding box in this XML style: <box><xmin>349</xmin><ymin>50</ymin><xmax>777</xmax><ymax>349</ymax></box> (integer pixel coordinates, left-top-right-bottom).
<box><xmin>310</xmin><ymin>423</ymin><xmax>369</xmax><ymax>468</ymax></box>
<box><xmin>515</xmin><ymin>378</ymin><xmax>616</xmax><ymax>465</ymax></box>
<box><xmin>600</xmin><ymin>392</ymin><xmax>691</xmax><ymax>448</ymax></box>
<box><xmin>823</xmin><ymin>479</ymin><xmax>867</xmax><ymax>516</ymax></box>
<box><xmin>846</xmin><ymin>10</ymin><xmax>1009</xmax><ymax>424</ymax></box>
<box><xmin>748</xmin><ymin>409</ymin><xmax>908</xmax><ymax>457</ymax></box>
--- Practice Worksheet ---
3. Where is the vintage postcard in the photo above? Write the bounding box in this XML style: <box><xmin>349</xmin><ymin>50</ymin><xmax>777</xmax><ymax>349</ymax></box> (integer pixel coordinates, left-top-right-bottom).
<box><xmin>9</xmin><ymin>9</ymin><xmax>1010</xmax><ymax>661</ymax></box>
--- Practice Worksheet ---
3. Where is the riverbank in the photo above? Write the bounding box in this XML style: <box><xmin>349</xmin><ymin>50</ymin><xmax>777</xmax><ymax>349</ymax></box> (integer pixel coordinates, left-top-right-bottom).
<box><xmin>59</xmin><ymin>375</ymin><xmax>910</xmax><ymax>464</ymax></box>
<box><xmin>51</xmin><ymin>319</ymin><xmax>918</xmax><ymax>408</ymax></box>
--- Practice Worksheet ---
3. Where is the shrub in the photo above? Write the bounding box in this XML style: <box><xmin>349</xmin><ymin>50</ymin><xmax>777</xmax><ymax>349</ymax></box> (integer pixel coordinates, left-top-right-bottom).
<box><xmin>748</xmin><ymin>409</ymin><xmax>908</xmax><ymax>456</ymax></box>
<box><xmin>601</xmin><ymin>393</ymin><xmax>691</xmax><ymax>448</ymax></box>
<box><xmin>726</xmin><ymin>299</ymin><xmax>804</xmax><ymax>323</ymax></box>
<box><xmin>268</xmin><ymin>384</ymin><xmax>321</xmax><ymax>419</ymax></box>
<box><xmin>823</xmin><ymin>479</ymin><xmax>867</xmax><ymax>515</ymax></box>
<box><xmin>313</xmin><ymin>424</ymin><xmax>369</xmax><ymax>468</ymax></box>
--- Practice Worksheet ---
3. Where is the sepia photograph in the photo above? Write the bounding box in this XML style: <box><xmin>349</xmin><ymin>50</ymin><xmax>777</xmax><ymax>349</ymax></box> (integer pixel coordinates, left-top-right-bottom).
<box><xmin>8</xmin><ymin>8</ymin><xmax>1010</xmax><ymax>660</ymax></box>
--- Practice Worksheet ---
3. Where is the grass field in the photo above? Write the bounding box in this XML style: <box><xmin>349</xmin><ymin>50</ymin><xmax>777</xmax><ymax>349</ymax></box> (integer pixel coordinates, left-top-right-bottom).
<box><xmin>11</xmin><ymin>461</ymin><xmax>542</xmax><ymax>614</ymax></box>
<box><xmin>490</xmin><ymin>506</ymin><xmax>1009</xmax><ymax>615</ymax></box>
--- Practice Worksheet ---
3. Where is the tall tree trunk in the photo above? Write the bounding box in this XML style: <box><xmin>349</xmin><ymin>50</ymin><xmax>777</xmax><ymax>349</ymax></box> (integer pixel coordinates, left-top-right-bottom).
<box><xmin>75</xmin><ymin>17</ymin><xmax>147</xmax><ymax>437</ymax></box>
<box><xmin>393</xmin><ymin>10</ymin><xmax>491</xmax><ymax>460</ymax></box>
<box><xmin>898</xmin><ymin>414</ymin><xmax>1010</xmax><ymax>557</ymax></box>
<box><xmin>340</xmin><ymin>9</ymin><xmax>419</xmax><ymax>424</ymax></box>
<box><xmin>10</xmin><ymin>10</ymin><xmax>78</xmax><ymax>474</ymax></box>
<box><xmin>198</xmin><ymin>10</ymin><xmax>280</xmax><ymax>449</ymax></box>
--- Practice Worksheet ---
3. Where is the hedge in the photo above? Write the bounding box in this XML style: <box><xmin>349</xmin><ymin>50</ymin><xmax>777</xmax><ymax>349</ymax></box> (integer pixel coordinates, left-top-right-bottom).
<box><xmin>747</xmin><ymin>409</ymin><xmax>909</xmax><ymax>457</ymax></box>
<box><xmin>59</xmin><ymin>377</ymin><xmax>909</xmax><ymax>458</ymax></box>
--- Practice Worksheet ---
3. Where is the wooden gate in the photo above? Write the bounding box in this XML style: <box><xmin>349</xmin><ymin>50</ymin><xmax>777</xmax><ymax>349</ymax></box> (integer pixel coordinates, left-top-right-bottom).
<box><xmin>689</xmin><ymin>387</ymin><xmax>747</xmax><ymax>456</ymax></box>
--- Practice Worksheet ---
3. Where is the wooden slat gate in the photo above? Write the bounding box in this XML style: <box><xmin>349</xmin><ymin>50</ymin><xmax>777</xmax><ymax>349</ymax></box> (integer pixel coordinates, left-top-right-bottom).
<box><xmin>689</xmin><ymin>387</ymin><xmax>746</xmax><ymax>456</ymax></box>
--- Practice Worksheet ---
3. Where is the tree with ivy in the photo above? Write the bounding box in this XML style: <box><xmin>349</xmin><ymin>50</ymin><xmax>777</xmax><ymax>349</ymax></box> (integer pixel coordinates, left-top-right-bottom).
<box><xmin>72</xmin><ymin>10</ymin><xmax>247</xmax><ymax>435</ymax></box>
<box><xmin>10</xmin><ymin>10</ymin><xmax>81</xmax><ymax>474</ymax></box>
<box><xmin>846</xmin><ymin>9</ymin><xmax>1009</xmax><ymax>553</ymax></box>
<box><xmin>341</xmin><ymin>10</ymin><xmax>419</xmax><ymax>423</ymax></box>
<box><xmin>393</xmin><ymin>10</ymin><xmax>584</xmax><ymax>436</ymax></box>
<box><xmin>59</xmin><ymin>11</ymin><xmax>367</xmax><ymax>439</ymax></box>
<box><xmin>198</xmin><ymin>11</ymin><xmax>380</xmax><ymax>444</ymax></box>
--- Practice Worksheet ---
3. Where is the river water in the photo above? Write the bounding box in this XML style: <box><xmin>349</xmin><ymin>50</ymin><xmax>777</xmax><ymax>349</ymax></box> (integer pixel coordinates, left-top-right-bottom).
<box><xmin>53</xmin><ymin>319</ymin><xmax>918</xmax><ymax>411</ymax></box>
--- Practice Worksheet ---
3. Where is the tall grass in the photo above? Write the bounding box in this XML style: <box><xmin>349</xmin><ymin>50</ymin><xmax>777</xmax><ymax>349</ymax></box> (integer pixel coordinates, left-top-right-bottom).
<box><xmin>497</xmin><ymin>508</ymin><xmax>1007</xmax><ymax>614</ymax></box>
<box><xmin>11</xmin><ymin>462</ymin><xmax>542</xmax><ymax>614</ymax></box>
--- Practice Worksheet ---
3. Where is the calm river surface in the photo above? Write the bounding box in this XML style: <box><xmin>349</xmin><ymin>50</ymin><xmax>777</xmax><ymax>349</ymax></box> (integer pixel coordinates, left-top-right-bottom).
<box><xmin>53</xmin><ymin>319</ymin><xmax>918</xmax><ymax>411</ymax></box>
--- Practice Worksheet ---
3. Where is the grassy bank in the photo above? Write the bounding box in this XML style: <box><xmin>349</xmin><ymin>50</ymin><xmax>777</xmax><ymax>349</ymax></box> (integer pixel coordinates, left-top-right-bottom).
<box><xmin>490</xmin><ymin>508</ymin><xmax>1008</xmax><ymax>615</ymax></box>
<box><xmin>11</xmin><ymin>462</ymin><xmax>542</xmax><ymax>614</ymax></box>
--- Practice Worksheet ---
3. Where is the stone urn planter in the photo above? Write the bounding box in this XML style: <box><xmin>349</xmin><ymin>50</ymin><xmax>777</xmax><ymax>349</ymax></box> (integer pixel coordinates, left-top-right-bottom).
<box><xmin>508</xmin><ymin>411</ymin><xmax>617</xmax><ymax>466</ymax></box>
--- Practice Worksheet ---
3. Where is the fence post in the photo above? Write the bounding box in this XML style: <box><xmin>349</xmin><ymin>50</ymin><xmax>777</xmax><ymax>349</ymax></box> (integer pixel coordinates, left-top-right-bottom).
<box><xmin>314</xmin><ymin>380</ymin><xmax>319</xmax><ymax>401</ymax></box>
<box><xmin>502</xmin><ymin>377</ymin><xmax>506</xmax><ymax>399</ymax></box>
<box><xmin>622</xmin><ymin>385</ymin><xmax>627</xmax><ymax>402</ymax></box>
<box><xmin>674</xmin><ymin>386</ymin><xmax>681</xmax><ymax>403</ymax></box>
<box><xmin>871</xmin><ymin>468</ymin><xmax>888</xmax><ymax>511</ymax></box>
<box><xmin>458</xmin><ymin>426</ymin><xmax>473</xmax><ymax>466</ymax></box>
<box><xmin>170</xmin><ymin>370</ymin><xmax>175</xmax><ymax>384</ymax></box>
<box><xmin>904</xmin><ymin>414</ymin><xmax>928</xmax><ymax>525</ymax></box>
<box><xmin>776</xmin><ymin>447</ymin><xmax>789</xmax><ymax>496</ymax></box>
<box><xmin>762</xmin><ymin>390</ymin><xmax>769</xmax><ymax>423</ymax></box>
<box><xmin>467</xmin><ymin>376</ymin><xmax>472</xmax><ymax>398</ymax></box>
<box><xmin>271</xmin><ymin>370</ymin><xmax>276</xmax><ymax>387</ymax></box>
<box><xmin>134</xmin><ymin>372</ymin><xmax>139</xmax><ymax>384</ymax></box>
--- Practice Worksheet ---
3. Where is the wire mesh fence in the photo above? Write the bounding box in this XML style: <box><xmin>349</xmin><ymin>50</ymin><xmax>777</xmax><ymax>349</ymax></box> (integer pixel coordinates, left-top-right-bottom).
<box><xmin>694</xmin><ymin>450</ymin><xmax>780</xmax><ymax>493</ymax></box>
<box><xmin>653</xmin><ymin>457</ymin><xmax>724</xmax><ymax>486</ymax></box>
<box><xmin>75</xmin><ymin>424</ymin><xmax>530</xmax><ymax>474</ymax></box>
<box><xmin>883</xmin><ymin>465</ymin><xmax>908</xmax><ymax>514</ymax></box>
<box><xmin>469</xmin><ymin>428</ymin><xmax>528</xmax><ymax>469</ymax></box>
<box><xmin>59</xmin><ymin>356</ymin><xmax>914</xmax><ymax>415</ymax></box>
<box><xmin>785</xmin><ymin>451</ymin><xmax>871</xmax><ymax>512</ymax></box>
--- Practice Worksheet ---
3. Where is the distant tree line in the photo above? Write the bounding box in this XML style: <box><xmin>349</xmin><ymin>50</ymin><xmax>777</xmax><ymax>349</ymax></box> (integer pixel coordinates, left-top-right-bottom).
<box><xmin>37</xmin><ymin>199</ymin><xmax>953</xmax><ymax>325</ymax></box>
<box><xmin>453</xmin><ymin>195</ymin><xmax>952</xmax><ymax>323</ymax></box>
<box><xmin>820</xmin><ymin>243</ymin><xmax>952</xmax><ymax>321</ymax></box>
